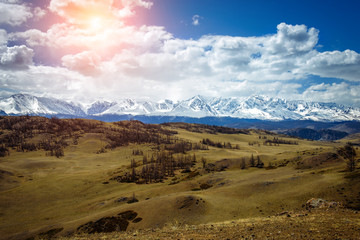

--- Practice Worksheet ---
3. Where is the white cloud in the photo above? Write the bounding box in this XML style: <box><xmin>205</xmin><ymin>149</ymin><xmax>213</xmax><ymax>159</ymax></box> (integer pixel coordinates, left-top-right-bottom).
<box><xmin>0</xmin><ymin>0</ymin><xmax>21</xmax><ymax>4</ymax></box>
<box><xmin>62</xmin><ymin>51</ymin><xmax>102</xmax><ymax>76</ymax></box>
<box><xmin>0</xmin><ymin>29</ymin><xmax>7</xmax><ymax>46</ymax></box>
<box><xmin>10</xmin><ymin>29</ymin><xmax>48</xmax><ymax>47</ymax></box>
<box><xmin>0</xmin><ymin>45</ymin><xmax>34</xmax><ymax>69</ymax></box>
<box><xmin>0</xmin><ymin>2</ymin><xmax>33</xmax><ymax>26</ymax></box>
<box><xmin>0</xmin><ymin>65</ymin><xmax>92</xmax><ymax>102</ymax></box>
<box><xmin>302</xmin><ymin>82</ymin><xmax>360</xmax><ymax>106</ymax></box>
<box><xmin>265</xmin><ymin>23</ymin><xmax>319</xmax><ymax>55</ymax></box>
<box><xmin>48</xmin><ymin>0</ymin><xmax>153</xmax><ymax>23</ymax></box>
<box><xmin>33</xmin><ymin>7</ymin><xmax>47</xmax><ymax>21</ymax></box>
<box><xmin>192</xmin><ymin>15</ymin><xmax>201</xmax><ymax>26</ymax></box>
<box><xmin>91</xmin><ymin>23</ymin><xmax>322</xmax><ymax>86</ymax></box>
<box><xmin>302</xmin><ymin>50</ymin><xmax>360</xmax><ymax>81</ymax></box>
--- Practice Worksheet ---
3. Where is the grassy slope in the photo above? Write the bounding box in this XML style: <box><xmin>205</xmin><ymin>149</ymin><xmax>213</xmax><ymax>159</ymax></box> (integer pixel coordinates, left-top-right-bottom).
<box><xmin>0</xmin><ymin>120</ymin><xmax>359</xmax><ymax>239</ymax></box>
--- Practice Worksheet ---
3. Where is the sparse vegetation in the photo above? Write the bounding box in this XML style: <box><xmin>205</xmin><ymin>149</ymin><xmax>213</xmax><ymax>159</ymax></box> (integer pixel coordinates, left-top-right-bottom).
<box><xmin>0</xmin><ymin>116</ymin><xmax>177</xmax><ymax>157</ymax></box>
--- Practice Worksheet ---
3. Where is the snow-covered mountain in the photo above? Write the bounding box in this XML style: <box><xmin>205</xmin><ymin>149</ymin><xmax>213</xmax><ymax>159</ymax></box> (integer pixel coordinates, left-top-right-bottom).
<box><xmin>0</xmin><ymin>94</ymin><xmax>86</xmax><ymax>116</ymax></box>
<box><xmin>86</xmin><ymin>101</ymin><xmax>116</xmax><ymax>115</ymax></box>
<box><xmin>0</xmin><ymin>93</ymin><xmax>359</xmax><ymax>122</ymax></box>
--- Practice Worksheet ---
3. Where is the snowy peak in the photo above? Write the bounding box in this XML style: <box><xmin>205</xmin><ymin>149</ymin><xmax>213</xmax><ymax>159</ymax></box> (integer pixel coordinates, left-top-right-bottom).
<box><xmin>170</xmin><ymin>95</ymin><xmax>218</xmax><ymax>117</ymax></box>
<box><xmin>0</xmin><ymin>94</ymin><xmax>359</xmax><ymax>122</ymax></box>
<box><xmin>0</xmin><ymin>94</ymin><xmax>86</xmax><ymax>116</ymax></box>
<box><xmin>0</xmin><ymin>94</ymin><xmax>51</xmax><ymax>115</ymax></box>
<box><xmin>87</xmin><ymin>101</ymin><xmax>117</xmax><ymax>115</ymax></box>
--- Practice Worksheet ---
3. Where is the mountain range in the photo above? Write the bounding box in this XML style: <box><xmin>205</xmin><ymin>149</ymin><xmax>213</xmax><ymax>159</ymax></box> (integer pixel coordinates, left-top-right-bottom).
<box><xmin>1</xmin><ymin>93</ymin><xmax>360</xmax><ymax>140</ymax></box>
<box><xmin>1</xmin><ymin>94</ymin><xmax>360</xmax><ymax>122</ymax></box>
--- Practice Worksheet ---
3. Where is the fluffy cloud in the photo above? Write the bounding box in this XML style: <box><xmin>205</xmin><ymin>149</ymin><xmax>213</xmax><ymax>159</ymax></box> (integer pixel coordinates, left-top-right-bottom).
<box><xmin>0</xmin><ymin>29</ymin><xmax>7</xmax><ymax>46</ymax></box>
<box><xmin>303</xmin><ymin>50</ymin><xmax>360</xmax><ymax>81</ymax></box>
<box><xmin>302</xmin><ymin>82</ymin><xmax>360</xmax><ymax>105</ymax></box>
<box><xmin>192</xmin><ymin>15</ymin><xmax>201</xmax><ymax>26</ymax></box>
<box><xmin>0</xmin><ymin>1</ymin><xmax>21</xmax><ymax>3</ymax></box>
<box><xmin>0</xmin><ymin>30</ymin><xmax>33</xmax><ymax>70</ymax></box>
<box><xmin>33</xmin><ymin>7</ymin><xmax>47</xmax><ymax>21</ymax></box>
<box><xmin>62</xmin><ymin>51</ymin><xmax>102</xmax><ymax>76</ymax></box>
<box><xmin>93</xmin><ymin>23</ymin><xmax>323</xmax><ymax>84</ymax></box>
<box><xmin>48</xmin><ymin>0</ymin><xmax>153</xmax><ymax>23</ymax></box>
<box><xmin>266</xmin><ymin>23</ymin><xmax>319</xmax><ymax>55</ymax></box>
<box><xmin>0</xmin><ymin>45</ymin><xmax>34</xmax><ymax>69</ymax></box>
<box><xmin>0</xmin><ymin>2</ymin><xmax>33</xmax><ymax>26</ymax></box>
<box><xmin>0</xmin><ymin>65</ymin><xmax>91</xmax><ymax>101</ymax></box>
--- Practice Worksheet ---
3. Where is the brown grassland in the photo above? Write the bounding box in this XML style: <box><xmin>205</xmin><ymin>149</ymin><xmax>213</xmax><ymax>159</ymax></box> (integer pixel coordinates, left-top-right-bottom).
<box><xmin>0</xmin><ymin>116</ymin><xmax>359</xmax><ymax>239</ymax></box>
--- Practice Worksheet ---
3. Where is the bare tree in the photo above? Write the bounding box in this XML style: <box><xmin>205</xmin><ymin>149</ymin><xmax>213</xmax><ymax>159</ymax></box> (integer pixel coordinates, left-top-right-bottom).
<box><xmin>201</xmin><ymin>157</ymin><xmax>207</xmax><ymax>169</ymax></box>
<box><xmin>240</xmin><ymin>157</ymin><xmax>246</xmax><ymax>169</ymax></box>
<box><xmin>256</xmin><ymin>155</ymin><xmax>264</xmax><ymax>168</ymax></box>
<box><xmin>338</xmin><ymin>143</ymin><xmax>357</xmax><ymax>172</ymax></box>
<box><xmin>249</xmin><ymin>154</ymin><xmax>255</xmax><ymax>167</ymax></box>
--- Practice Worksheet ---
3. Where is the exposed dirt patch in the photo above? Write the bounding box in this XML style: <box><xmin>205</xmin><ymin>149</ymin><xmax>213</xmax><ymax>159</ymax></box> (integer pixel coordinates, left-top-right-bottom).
<box><xmin>175</xmin><ymin>195</ymin><xmax>206</xmax><ymax>211</ymax></box>
<box><xmin>177</xmin><ymin>196</ymin><xmax>196</xmax><ymax>209</ymax></box>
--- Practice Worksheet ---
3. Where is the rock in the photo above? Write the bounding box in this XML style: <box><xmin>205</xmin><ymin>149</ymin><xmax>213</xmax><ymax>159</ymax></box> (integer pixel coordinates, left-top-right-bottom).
<box><xmin>305</xmin><ymin>198</ymin><xmax>343</xmax><ymax>210</ymax></box>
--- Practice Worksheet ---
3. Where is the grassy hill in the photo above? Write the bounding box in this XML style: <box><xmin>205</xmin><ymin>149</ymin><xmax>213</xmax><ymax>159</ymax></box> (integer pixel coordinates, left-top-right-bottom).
<box><xmin>0</xmin><ymin>116</ymin><xmax>359</xmax><ymax>239</ymax></box>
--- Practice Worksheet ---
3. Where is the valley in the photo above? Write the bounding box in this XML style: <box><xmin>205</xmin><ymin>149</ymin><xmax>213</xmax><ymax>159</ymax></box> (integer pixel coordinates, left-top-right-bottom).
<box><xmin>0</xmin><ymin>116</ymin><xmax>359</xmax><ymax>239</ymax></box>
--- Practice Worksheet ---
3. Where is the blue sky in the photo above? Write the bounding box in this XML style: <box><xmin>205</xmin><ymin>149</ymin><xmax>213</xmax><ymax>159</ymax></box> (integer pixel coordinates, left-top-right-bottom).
<box><xmin>140</xmin><ymin>0</ymin><xmax>360</xmax><ymax>52</ymax></box>
<box><xmin>0</xmin><ymin>0</ymin><xmax>359</xmax><ymax>106</ymax></box>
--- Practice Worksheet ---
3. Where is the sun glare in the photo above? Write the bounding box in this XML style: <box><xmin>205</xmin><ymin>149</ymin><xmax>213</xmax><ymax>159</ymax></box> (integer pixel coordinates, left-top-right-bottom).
<box><xmin>90</xmin><ymin>17</ymin><xmax>102</xmax><ymax>30</ymax></box>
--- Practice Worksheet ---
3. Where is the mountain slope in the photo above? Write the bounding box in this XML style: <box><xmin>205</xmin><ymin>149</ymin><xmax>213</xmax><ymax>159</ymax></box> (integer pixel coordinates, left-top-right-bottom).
<box><xmin>279</xmin><ymin>128</ymin><xmax>349</xmax><ymax>141</ymax></box>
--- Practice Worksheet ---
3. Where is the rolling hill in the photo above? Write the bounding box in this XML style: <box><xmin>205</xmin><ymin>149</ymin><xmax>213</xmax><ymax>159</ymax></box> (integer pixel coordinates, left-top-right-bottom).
<box><xmin>0</xmin><ymin>116</ymin><xmax>359</xmax><ymax>239</ymax></box>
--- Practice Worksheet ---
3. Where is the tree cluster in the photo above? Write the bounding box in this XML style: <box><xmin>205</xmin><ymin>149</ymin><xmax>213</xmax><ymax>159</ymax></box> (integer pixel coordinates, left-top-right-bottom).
<box><xmin>264</xmin><ymin>137</ymin><xmax>298</xmax><ymax>146</ymax></box>
<box><xmin>112</xmin><ymin>151</ymin><xmax>197</xmax><ymax>184</ymax></box>
<box><xmin>201</xmin><ymin>138</ymin><xmax>240</xmax><ymax>149</ymax></box>
<box><xmin>249</xmin><ymin>154</ymin><xmax>264</xmax><ymax>168</ymax></box>
<box><xmin>161</xmin><ymin>122</ymin><xmax>250</xmax><ymax>135</ymax></box>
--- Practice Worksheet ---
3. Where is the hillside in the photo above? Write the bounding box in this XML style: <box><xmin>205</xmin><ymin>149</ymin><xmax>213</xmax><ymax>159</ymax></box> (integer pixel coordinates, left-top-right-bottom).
<box><xmin>57</xmin><ymin>209</ymin><xmax>360</xmax><ymax>240</ymax></box>
<box><xmin>0</xmin><ymin>116</ymin><xmax>359</xmax><ymax>239</ymax></box>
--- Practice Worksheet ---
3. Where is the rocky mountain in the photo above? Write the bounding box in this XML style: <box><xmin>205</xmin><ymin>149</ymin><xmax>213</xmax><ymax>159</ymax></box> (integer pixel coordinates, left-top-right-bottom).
<box><xmin>0</xmin><ymin>94</ymin><xmax>360</xmax><ymax>122</ymax></box>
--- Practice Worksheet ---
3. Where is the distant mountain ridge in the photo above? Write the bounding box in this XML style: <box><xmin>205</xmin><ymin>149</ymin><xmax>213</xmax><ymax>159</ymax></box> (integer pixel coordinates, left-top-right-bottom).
<box><xmin>0</xmin><ymin>93</ymin><xmax>360</xmax><ymax>122</ymax></box>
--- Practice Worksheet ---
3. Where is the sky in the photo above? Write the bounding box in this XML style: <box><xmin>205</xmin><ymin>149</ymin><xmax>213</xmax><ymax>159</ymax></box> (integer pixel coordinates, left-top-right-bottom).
<box><xmin>0</xmin><ymin>0</ymin><xmax>360</xmax><ymax>106</ymax></box>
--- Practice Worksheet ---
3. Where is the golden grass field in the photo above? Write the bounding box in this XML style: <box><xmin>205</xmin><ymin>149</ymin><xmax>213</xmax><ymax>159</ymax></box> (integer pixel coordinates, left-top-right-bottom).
<box><xmin>0</xmin><ymin>118</ymin><xmax>359</xmax><ymax>239</ymax></box>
